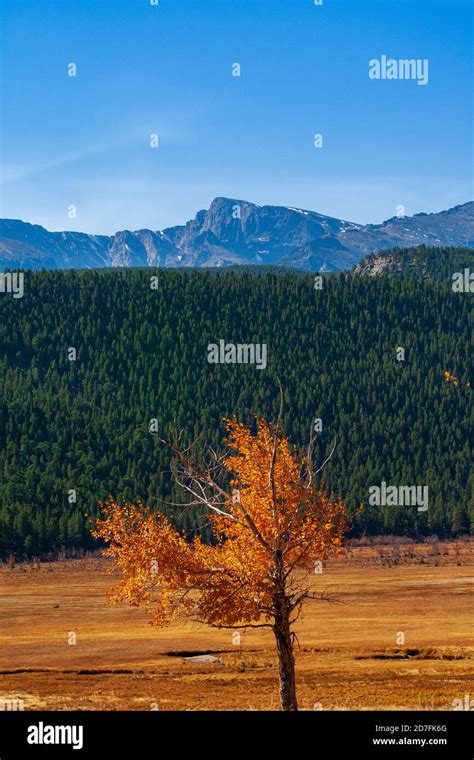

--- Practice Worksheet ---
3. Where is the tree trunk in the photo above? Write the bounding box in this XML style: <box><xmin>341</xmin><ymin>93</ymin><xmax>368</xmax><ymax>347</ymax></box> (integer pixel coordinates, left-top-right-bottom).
<box><xmin>273</xmin><ymin>593</ymin><xmax>298</xmax><ymax>711</ymax></box>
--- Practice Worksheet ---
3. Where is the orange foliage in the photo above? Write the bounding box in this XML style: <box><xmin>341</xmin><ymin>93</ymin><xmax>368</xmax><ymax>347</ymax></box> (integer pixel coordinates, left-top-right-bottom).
<box><xmin>444</xmin><ymin>370</ymin><xmax>459</xmax><ymax>386</ymax></box>
<box><xmin>92</xmin><ymin>417</ymin><xmax>348</xmax><ymax>629</ymax></box>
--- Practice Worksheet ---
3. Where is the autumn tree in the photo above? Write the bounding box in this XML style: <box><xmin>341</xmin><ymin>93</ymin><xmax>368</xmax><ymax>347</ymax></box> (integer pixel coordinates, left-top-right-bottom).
<box><xmin>92</xmin><ymin>404</ymin><xmax>348</xmax><ymax>711</ymax></box>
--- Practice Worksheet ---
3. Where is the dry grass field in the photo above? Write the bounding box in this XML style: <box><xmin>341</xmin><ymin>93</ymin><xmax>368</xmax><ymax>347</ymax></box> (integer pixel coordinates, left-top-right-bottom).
<box><xmin>0</xmin><ymin>540</ymin><xmax>472</xmax><ymax>711</ymax></box>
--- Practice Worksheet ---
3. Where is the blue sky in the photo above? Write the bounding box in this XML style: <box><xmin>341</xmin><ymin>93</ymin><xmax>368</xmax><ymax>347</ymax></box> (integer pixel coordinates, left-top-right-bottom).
<box><xmin>1</xmin><ymin>0</ymin><xmax>472</xmax><ymax>233</ymax></box>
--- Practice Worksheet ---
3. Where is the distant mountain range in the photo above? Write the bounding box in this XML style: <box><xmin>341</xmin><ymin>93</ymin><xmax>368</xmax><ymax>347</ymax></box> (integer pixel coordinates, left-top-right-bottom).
<box><xmin>1</xmin><ymin>198</ymin><xmax>473</xmax><ymax>271</ymax></box>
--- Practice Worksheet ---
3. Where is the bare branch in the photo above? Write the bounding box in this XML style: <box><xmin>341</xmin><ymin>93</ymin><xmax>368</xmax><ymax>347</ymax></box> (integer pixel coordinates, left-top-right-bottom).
<box><xmin>150</xmin><ymin>428</ymin><xmax>273</xmax><ymax>554</ymax></box>
<box><xmin>305</xmin><ymin>588</ymin><xmax>345</xmax><ymax>605</ymax></box>
<box><xmin>303</xmin><ymin>418</ymin><xmax>317</xmax><ymax>488</ymax></box>
<box><xmin>194</xmin><ymin>619</ymin><xmax>273</xmax><ymax>630</ymax></box>
<box><xmin>313</xmin><ymin>437</ymin><xmax>337</xmax><ymax>477</ymax></box>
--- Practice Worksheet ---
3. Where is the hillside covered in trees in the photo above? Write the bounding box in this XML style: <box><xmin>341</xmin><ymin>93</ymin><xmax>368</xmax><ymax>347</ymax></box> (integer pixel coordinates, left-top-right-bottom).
<box><xmin>353</xmin><ymin>244</ymin><xmax>474</xmax><ymax>280</ymax></box>
<box><xmin>0</xmin><ymin>247</ymin><xmax>472</xmax><ymax>557</ymax></box>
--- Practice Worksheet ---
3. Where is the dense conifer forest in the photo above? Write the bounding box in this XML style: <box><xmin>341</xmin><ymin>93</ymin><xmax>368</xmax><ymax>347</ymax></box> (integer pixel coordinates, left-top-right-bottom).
<box><xmin>0</xmin><ymin>246</ymin><xmax>472</xmax><ymax>557</ymax></box>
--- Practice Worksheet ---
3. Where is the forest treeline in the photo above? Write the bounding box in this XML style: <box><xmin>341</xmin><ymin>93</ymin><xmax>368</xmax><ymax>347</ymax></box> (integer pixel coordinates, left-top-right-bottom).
<box><xmin>0</xmin><ymin>247</ymin><xmax>472</xmax><ymax>557</ymax></box>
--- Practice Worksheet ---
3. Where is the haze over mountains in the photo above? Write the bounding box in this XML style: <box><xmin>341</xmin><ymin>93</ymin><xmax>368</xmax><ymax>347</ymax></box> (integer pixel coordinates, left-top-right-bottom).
<box><xmin>1</xmin><ymin>198</ymin><xmax>472</xmax><ymax>272</ymax></box>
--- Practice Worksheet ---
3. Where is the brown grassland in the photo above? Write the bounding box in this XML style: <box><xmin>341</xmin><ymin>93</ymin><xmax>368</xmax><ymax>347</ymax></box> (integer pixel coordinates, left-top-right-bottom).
<box><xmin>0</xmin><ymin>540</ymin><xmax>472</xmax><ymax>711</ymax></box>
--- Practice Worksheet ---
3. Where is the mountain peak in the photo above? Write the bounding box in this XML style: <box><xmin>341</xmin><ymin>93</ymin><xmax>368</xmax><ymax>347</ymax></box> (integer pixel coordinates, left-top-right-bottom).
<box><xmin>208</xmin><ymin>196</ymin><xmax>257</xmax><ymax>208</ymax></box>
